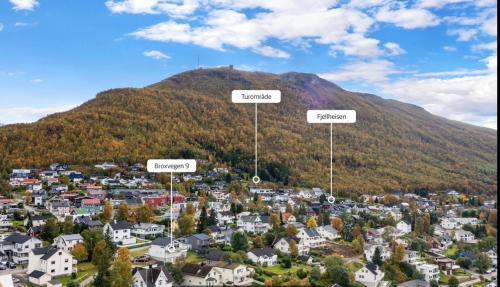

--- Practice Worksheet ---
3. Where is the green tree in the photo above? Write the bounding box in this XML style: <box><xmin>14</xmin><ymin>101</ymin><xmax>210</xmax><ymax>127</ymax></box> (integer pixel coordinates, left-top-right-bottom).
<box><xmin>448</xmin><ymin>276</ymin><xmax>459</xmax><ymax>287</ymax></box>
<box><xmin>289</xmin><ymin>239</ymin><xmax>298</xmax><ymax>258</ymax></box>
<box><xmin>253</xmin><ymin>235</ymin><xmax>263</xmax><ymax>248</ymax></box>
<box><xmin>177</xmin><ymin>213</ymin><xmax>195</xmax><ymax>236</ymax></box>
<box><xmin>372</xmin><ymin>246</ymin><xmax>383</xmax><ymax>266</ymax></box>
<box><xmin>196</xmin><ymin>205</ymin><xmax>208</xmax><ymax>233</ymax></box>
<box><xmin>93</xmin><ymin>240</ymin><xmax>112</xmax><ymax>287</ymax></box>
<box><xmin>63</xmin><ymin>217</ymin><xmax>74</xmax><ymax>234</ymax></box>
<box><xmin>476</xmin><ymin>252</ymin><xmax>492</xmax><ymax>273</ymax></box>
<box><xmin>328</xmin><ymin>266</ymin><xmax>351</xmax><ymax>286</ymax></box>
<box><xmin>81</xmin><ymin>228</ymin><xmax>103</xmax><ymax>260</ymax></box>
<box><xmin>231</xmin><ymin>232</ymin><xmax>249</xmax><ymax>252</ymax></box>
<box><xmin>111</xmin><ymin>248</ymin><xmax>133</xmax><ymax>287</ymax></box>
<box><xmin>40</xmin><ymin>218</ymin><xmax>60</xmax><ymax>243</ymax></box>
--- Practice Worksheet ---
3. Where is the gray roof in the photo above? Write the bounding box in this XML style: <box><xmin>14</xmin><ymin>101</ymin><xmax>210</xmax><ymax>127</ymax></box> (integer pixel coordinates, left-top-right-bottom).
<box><xmin>151</xmin><ymin>237</ymin><xmax>175</xmax><ymax>247</ymax></box>
<box><xmin>108</xmin><ymin>220</ymin><xmax>131</xmax><ymax>230</ymax></box>
<box><xmin>4</xmin><ymin>233</ymin><xmax>32</xmax><ymax>244</ymax></box>
<box><xmin>32</xmin><ymin>247</ymin><xmax>60</xmax><ymax>260</ymax></box>
<box><xmin>303</xmin><ymin>228</ymin><xmax>320</xmax><ymax>237</ymax></box>
<box><xmin>190</xmin><ymin>233</ymin><xmax>211</xmax><ymax>240</ymax></box>
<box><xmin>133</xmin><ymin>266</ymin><xmax>174</xmax><ymax>286</ymax></box>
<box><xmin>249</xmin><ymin>247</ymin><xmax>275</xmax><ymax>257</ymax></box>
<box><xmin>59</xmin><ymin>234</ymin><xmax>83</xmax><ymax>241</ymax></box>
<box><xmin>397</xmin><ymin>280</ymin><xmax>430</xmax><ymax>287</ymax></box>
<box><xmin>29</xmin><ymin>270</ymin><xmax>46</xmax><ymax>279</ymax></box>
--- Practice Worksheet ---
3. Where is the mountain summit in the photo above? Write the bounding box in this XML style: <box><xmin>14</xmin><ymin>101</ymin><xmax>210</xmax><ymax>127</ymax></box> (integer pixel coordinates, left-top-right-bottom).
<box><xmin>0</xmin><ymin>67</ymin><xmax>496</xmax><ymax>194</ymax></box>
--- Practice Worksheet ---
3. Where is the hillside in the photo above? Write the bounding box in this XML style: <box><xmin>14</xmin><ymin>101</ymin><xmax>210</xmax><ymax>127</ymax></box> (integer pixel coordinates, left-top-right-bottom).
<box><xmin>0</xmin><ymin>67</ymin><xmax>497</xmax><ymax>194</ymax></box>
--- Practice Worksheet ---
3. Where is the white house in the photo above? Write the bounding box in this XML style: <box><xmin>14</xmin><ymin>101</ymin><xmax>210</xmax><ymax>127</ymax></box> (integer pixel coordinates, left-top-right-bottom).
<box><xmin>247</xmin><ymin>247</ymin><xmax>278</xmax><ymax>266</ymax></box>
<box><xmin>133</xmin><ymin>265</ymin><xmax>174</xmax><ymax>287</ymax></box>
<box><xmin>297</xmin><ymin>228</ymin><xmax>325</xmax><ymax>248</ymax></box>
<box><xmin>148</xmin><ymin>237</ymin><xmax>189</xmax><ymax>264</ymax></box>
<box><xmin>217</xmin><ymin>211</ymin><xmax>234</xmax><ymax>226</ymax></box>
<box><xmin>132</xmin><ymin>223</ymin><xmax>165</xmax><ymax>239</ymax></box>
<box><xmin>416</xmin><ymin>263</ymin><xmax>439</xmax><ymax>282</ymax></box>
<box><xmin>28</xmin><ymin>247</ymin><xmax>76</xmax><ymax>278</ymax></box>
<box><xmin>181</xmin><ymin>263</ymin><xmax>221</xmax><ymax>286</ymax></box>
<box><xmin>364</xmin><ymin>244</ymin><xmax>392</xmax><ymax>262</ymax></box>
<box><xmin>403</xmin><ymin>250</ymin><xmax>419</xmax><ymax>265</ymax></box>
<box><xmin>0</xmin><ymin>233</ymin><xmax>43</xmax><ymax>265</ymax></box>
<box><xmin>53</xmin><ymin>234</ymin><xmax>84</xmax><ymax>252</ymax></box>
<box><xmin>212</xmin><ymin>262</ymin><xmax>253</xmax><ymax>286</ymax></box>
<box><xmin>396</xmin><ymin>221</ymin><xmax>412</xmax><ymax>235</ymax></box>
<box><xmin>355</xmin><ymin>263</ymin><xmax>386</xmax><ymax>287</ymax></box>
<box><xmin>441</xmin><ymin>218</ymin><xmax>458</xmax><ymax>230</ymax></box>
<box><xmin>237</xmin><ymin>215</ymin><xmax>270</xmax><ymax>234</ymax></box>
<box><xmin>272</xmin><ymin>236</ymin><xmax>309</xmax><ymax>255</ymax></box>
<box><xmin>103</xmin><ymin>220</ymin><xmax>136</xmax><ymax>245</ymax></box>
<box><xmin>453</xmin><ymin>229</ymin><xmax>475</xmax><ymax>243</ymax></box>
<box><xmin>317</xmin><ymin>225</ymin><xmax>340</xmax><ymax>241</ymax></box>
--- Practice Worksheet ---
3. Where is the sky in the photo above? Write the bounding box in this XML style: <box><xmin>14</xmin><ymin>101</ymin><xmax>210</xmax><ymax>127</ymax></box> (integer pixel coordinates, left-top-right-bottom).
<box><xmin>0</xmin><ymin>0</ymin><xmax>497</xmax><ymax>129</ymax></box>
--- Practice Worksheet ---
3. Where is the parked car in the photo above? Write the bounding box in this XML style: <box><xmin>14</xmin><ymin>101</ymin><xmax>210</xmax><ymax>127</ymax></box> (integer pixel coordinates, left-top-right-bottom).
<box><xmin>0</xmin><ymin>264</ymin><xmax>6</xmax><ymax>270</ymax></box>
<box><xmin>7</xmin><ymin>261</ymin><xmax>16</xmax><ymax>269</ymax></box>
<box><xmin>133</xmin><ymin>255</ymin><xmax>151</xmax><ymax>263</ymax></box>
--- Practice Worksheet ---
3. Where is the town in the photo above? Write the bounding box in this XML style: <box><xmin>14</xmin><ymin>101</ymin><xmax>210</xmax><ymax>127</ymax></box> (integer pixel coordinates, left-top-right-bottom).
<box><xmin>0</xmin><ymin>161</ymin><xmax>496</xmax><ymax>287</ymax></box>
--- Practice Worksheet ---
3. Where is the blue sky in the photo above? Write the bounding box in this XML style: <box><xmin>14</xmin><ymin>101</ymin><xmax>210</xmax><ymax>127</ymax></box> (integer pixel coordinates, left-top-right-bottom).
<box><xmin>0</xmin><ymin>0</ymin><xmax>497</xmax><ymax>128</ymax></box>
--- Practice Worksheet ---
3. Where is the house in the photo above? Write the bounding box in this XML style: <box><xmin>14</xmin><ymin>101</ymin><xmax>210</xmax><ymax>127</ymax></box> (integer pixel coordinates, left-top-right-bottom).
<box><xmin>453</xmin><ymin>229</ymin><xmax>475</xmax><ymax>242</ymax></box>
<box><xmin>53</xmin><ymin>234</ymin><xmax>84</xmax><ymax>252</ymax></box>
<box><xmin>247</xmin><ymin>247</ymin><xmax>278</xmax><ymax>266</ymax></box>
<box><xmin>45</xmin><ymin>198</ymin><xmax>71</xmax><ymax>218</ymax></box>
<box><xmin>316</xmin><ymin>225</ymin><xmax>340</xmax><ymax>240</ymax></box>
<box><xmin>32</xmin><ymin>190</ymin><xmax>48</xmax><ymax>206</ymax></box>
<box><xmin>237</xmin><ymin>215</ymin><xmax>270</xmax><ymax>234</ymax></box>
<box><xmin>397</xmin><ymin>279</ymin><xmax>429</xmax><ymax>287</ymax></box>
<box><xmin>148</xmin><ymin>237</ymin><xmax>189</xmax><ymax>264</ymax></box>
<box><xmin>0</xmin><ymin>233</ymin><xmax>43</xmax><ymax>265</ymax></box>
<box><xmin>132</xmin><ymin>223</ymin><xmax>165</xmax><ymax>239</ymax></box>
<box><xmin>272</xmin><ymin>236</ymin><xmax>309</xmax><ymax>255</ymax></box>
<box><xmin>364</xmin><ymin>244</ymin><xmax>391</xmax><ymax>262</ymax></box>
<box><xmin>132</xmin><ymin>265</ymin><xmax>174</xmax><ymax>287</ymax></box>
<box><xmin>207</xmin><ymin>225</ymin><xmax>233</xmax><ymax>244</ymax></box>
<box><xmin>441</xmin><ymin>218</ymin><xmax>458</xmax><ymax>230</ymax></box>
<box><xmin>206</xmin><ymin>250</ymin><xmax>227</xmax><ymax>265</ymax></box>
<box><xmin>211</xmin><ymin>261</ymin><xmax>253</xmax><ymax>286</ymax></box>
<box><xmin>28</xmin><ymin>247</ymin><xmax>76</xmax><ymax>278</ymax></box>
<box><xmin>416</xmin><ymin>263</ymin><xmax>439</xmax><ymax>282</ymax></box>
<box><xmin>73</xmin><ymin>215</ymin><xmax>103</xmax><ymax>229</ymax></box>
<box><xmin>184</xmin><ymin>233</ymin><xmax>212</xmax><ymax>253</ymax></box>
<box><xmin>0</xmin><ymin>215</ymin><xmax>11</xmax><ymax>230</ymax></box>
<box><xmin>355</xmin><ymin>262</ymin><xmax>386</xmax><ymax>287</ymax></box>
<box><xmin>25</xmin><ymin>215</ymin><xmax>50</xmax><ymax>227</ymax></box>
<box><xmin>436</xmin><ymin>258</ymin><xmax>454</xmax><ymax>275</ymax></box>
<box><xmin>403</xmin><ymin>250</ymin><xmax>418</xmax><ymax>265</ymax></box>
<box><xmin>297</xmin><ymin>255</ymin><xmax>314</xmax><ymax>265</ymax></box>
<box><xmin>28</xmin><ymin>270</ymin><xmax>52</xmax><ymax>286</ymax></box>
<box><xmin>297</xmin><ymin>228</ymin><xmax>325</xmax><ymax>248</ymax></box>
<box><xmin>396</xmin><ymin>221</ymin><xmax>412</xmax><ymax>235</ymax></box>
<box><xmin>217</xmin><ymin>211</ymin><xmax>235</xmax><ymax>226</ymax></box>
<box><xmin>181</xmin><ymin>263</ymin><xmax>221</xmax><ymax>286</ymax></box>
<box><xmin>103</xmin><ymin>220</ymin><xmax>136</xmax><ymax>245</ymax></box>
<box><xmin>282</xmin><ymin>212</ymin><xmax>296</xmax><ymax>223</ymax></box>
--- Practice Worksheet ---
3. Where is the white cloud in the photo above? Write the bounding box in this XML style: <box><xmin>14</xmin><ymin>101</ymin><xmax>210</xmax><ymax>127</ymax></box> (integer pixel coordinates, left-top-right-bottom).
<box><xmin>105</xmin><ymin>0</ymin><xmax>199</xmax><ymax>18</ymax></box>
<box><xmin>0</xmin><ymin>105</ymin><xmax>77</xmax><ymax>125</ymax></box>
<box><xmin>375</xmin><ymin>6</ymin><xmax>440</xmax><ymax>29</ymax></box>
<box><xmin>472</xmin><ymin>41</ymin><xmax>497</xmax><ymax>52</ymax></box>
<box><xmin>384</xmin><ymin>42</ymin><xmax>406</xmax><ymax>55</ymax></box>
<box><xmin>443</xmin><ymin>46</ymin><xmax>457</xmax><ymax>52</ymax></box>
<box><xmin>319</xmin><ymin>60</ymin><xmax>399</xmax><ymax>83</ymax></box>
<box><xmin>378</xmin><ymin>55</ymin><xmax>497</xmax><ymax>129</ymax></box>
<box><xmin>0</xmin><ymin>23</ymin><xmax>3</xmax><ymax>32</ymax></box>
<box><xmin>143</xmin><ymin>50</ymin><xmax>170</xmax><ymax>60</ymax></box>
<box><xmin>481</xmin><ymin>15</ymin><xmax>497</xmax><ymax>36</ymax></box>
<box><xmin>447</xmin><ymin>28</ymin><xmax>477</xmax><ymax>41</ymax></box>
<box><xmin>10</xmin><ymin>0</ymin><xmax>39</xmax><ymax>11</ymax></box>
<box><xmin>14</xmin><ymin>22</ymin><xmax>38</xmax><ymax>27</ymax></box>
<box><xmin>129</xmin><ymin>5</ymin><xmax>380</xmax><ymax>58</ymax></box>
<box><xmin>416</xmin><ymin>0</ymin><xmax>471</xmax><ymax>9</ymax></box>
<box><xmin>30</xmin><ymin>79</ymin><xmax>43</xmax><ymax>83</ymax></box>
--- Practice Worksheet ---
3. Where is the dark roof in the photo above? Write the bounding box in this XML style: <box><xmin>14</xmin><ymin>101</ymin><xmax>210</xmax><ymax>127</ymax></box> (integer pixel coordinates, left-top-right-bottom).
<box><xmin>29</xmin><ymin>270</ymin><xmax>47</xmax><ymax>279</ymax></box>
<box><xmin>297</xmin><ymin>255</ymin><xmax>312</xmax><ymax>262</ymax></box>
<box><xmin>303</xmin><ymin>228</ymin><xmax>320</xmax><ymax>237</ymax></box>
<box><xmin>133</xmin><ymin>266</ymin><xmax>174</xmax><ymax>286</ymax></box>
<box><xmin>207</xmin><ymin>225</ymin><xmax>221</xmax><ymax>233</ymax></box>
<box><xmin>189</xmin><ymin>233</ymin><xmax>211</xmax><ymax>241</ymax></box>
<box><xmin>32</xmin><ymin>247</ymin><xmax>60</xmax><ymax>260</ymax></box>
<box><xmin>272</xmin><ymin>235</ymin><xmax>300</xmax><ymax>246</ymax></box>
<box><xmin>249</xmin><ymin>247</ymin><xmax>275</xmax><ymax>257</ymax></box>
<box><xmin>31</xmin><ymin>215</ymin><xmax>49</xmax><ymax>221</ymax></box>
<box><xmin>181</xmin><ymin>263</ymin><xmax>214</xmax><ymax>278</ymax></box>
<box><xmin>108</xmin><ymin>220</ymin><xmax>131</xmax><ymax>230</ymax></box>
<box><xmin>151</xmin><ymin>237</ymin><xmax>174</xmax><ymax>247</ymax></box>
<box><xmin>4</xmin><ymin>233</ymin><xmax>32</xmax><ymax>244</ymax></box>
<box><xmin>366</xmin><ymin>262</ymin><xmax>379</xmax><ymax>275</ymax></box>
<box><xmin>206</xmin><ymin>250</ymin><xmax>226</xmax><ymax>261</ymax></box>
<box><xmin>125</xmin><ymin>198</ymin><xmax>143</xmax><ymax>205</ymax></box>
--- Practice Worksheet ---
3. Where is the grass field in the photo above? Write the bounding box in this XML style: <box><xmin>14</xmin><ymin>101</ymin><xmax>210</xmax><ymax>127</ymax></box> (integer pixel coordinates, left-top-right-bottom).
<box><xmin>186</xmin><ymin>250</ymin><xmax>204</xmax><ymax>263</ymax></box>
<box><xmin>57</xmin><ymin>262</ymin><xmax>97</xmax><ymax>286</ymax></box>
<box><xmin>445</xmin><ymin>244</ymin><xmax>458</xmax><ymax>257</ymax></box>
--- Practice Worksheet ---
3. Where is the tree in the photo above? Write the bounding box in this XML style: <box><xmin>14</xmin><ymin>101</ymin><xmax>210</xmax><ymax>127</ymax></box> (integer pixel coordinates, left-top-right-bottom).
<box><xmin>115</xmin><ymin>203</ymin><xmax>129</xmax><ymax>221</ymax></box>
<box><xmin>286</xmin><ymin>204</ymin><xmax>293</xmax><ymax>214</ymax></box>
<box><xmin>196</xmin><ymin>206</ymin><xmax>208</xmax><ymax>233</ymax></box>
<box><xmin>253</xmin><ymin>235</ymin><xmax>263</xmax><ymax>248</ymax></box>
<box><xmin>430</xmin><ymin>280</ymin><xmax>439</xmax><ymax>287</ymax></box>
<box><xmin>456</xmin><ymin>257</ymin><xmax>472</xmax><ymax>269</ymax></box>
<box><xmin>103</xmin><ymin>200</ymin><xmax>113</xmax><ymax>223</ymax></box>
<box><xmin>353</xmin><ymin>224</ymin><xmax>362</xmax><ymax>238</ymax></box>
<box><xmin>207</xmin><ymin>209</ymin><xmax>217</xmax><ymax>226</ymax></box>
<box><xmin>269</xmin><ymin>213</ymin><xmax>280</xmax><ymax>232</ymax></box>
<box><xmin>392</xmin><ymin>243</ymin><xmax>405</xmax><ymax>263</ymax></box>
<box><xmin>111</xmin><ymin>248</ymin><xmax>133</xmax><ymax>287</ymax></box>
<box><xmin>177</xmin><ymin>213</ymin><xmax>195</xmax><ymax>236</ymax></box>
<box><xmin>372</xmin><ymin>246</ymin><xmax>383</xmax><ymax>266</ymax></box>
<box><xmin>352</xmin><ymin>235</ymin><xmax>364</xmax><ymax>254</ymax></box>
<box><xmin>231</xmin><ymin>232</ymin><xmax>249</xmax><ymax>252</ymax></box>
<box><xmin>93</xmin><ymin>240</ymin><xmax>112</xmax><ymax>287</ymax></box>
<box><xmin>24</xmin><ymin>191</ymin><xmax>32</xmax><ymax>205</ymax></box>
<box><xmin>476</xmin><ymin>252</ymin><xmax>492</xmax><ymax>273</ymax></box>
<box><xmin>328</xmin><ymin>266</ymin><xmax>351</xmax><ymax>286</ymax></box>
<box><xmin>186</xmin><ymin>202</ymin><xmax>196</xmax><ymax>216</ymax></box>
<box><xmin>81</xmin><ymin>228</ymin><xmax>103</xmax><ymax>260</ymax></box>
<box><xmin>136</xmin><ymin>204</ymin><xmax>155</xmax><ymax>223</ymax></box>
<box><xmin>63</xmin><ymin>217</ymin><xmax>74</xmax><ymax>234</ymax></box>
<box><xmin>289</xmin><ymin>239</ymin><xmax>298</xmax><ymax>258</ymax></box>
<box><xmin>331</xmin><ymin>217</ymin><xmax>343</xmax><ymax>233</ymax></box>
<box><xmin>285</xmin><ymin>224</ymin><xmax>298</xmax><ymax>236</ymax></box>
<box><xmin>306</xmin><ymin>216</ymin><xmax>317</xmax><ymax>228</ymax></box>
<box><xmin>40</xmin><ymin>218</ymin><xmax>60</xmax><ymax>243</ymax></box>
<box><xmin>448</xmin><ymin>276</ymin><xmax>459</xmax><ymax>287</ymax></box>
<box><xmin>341</xmin><ymin>214</ymin><xmax>354</xmax><ymax>241</ymax></box>
<box><xmin>72</xmin><ymin>243</ymin><xmax>88</xmax><ymax>262</ymax></box>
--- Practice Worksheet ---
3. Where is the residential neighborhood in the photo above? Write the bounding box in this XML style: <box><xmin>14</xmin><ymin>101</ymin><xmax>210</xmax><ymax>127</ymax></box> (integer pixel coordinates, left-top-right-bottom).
<box><xmin>0</xmin><ymin>163</ymin><xmax>496</xmax><ymax>287</ymax></box>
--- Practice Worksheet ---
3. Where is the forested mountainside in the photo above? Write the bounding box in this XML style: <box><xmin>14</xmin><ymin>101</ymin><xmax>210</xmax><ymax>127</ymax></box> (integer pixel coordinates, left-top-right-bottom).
<box><xmin>0</xmin><ymin>67</ymin><xmax>496</xmax><ymax>194</ymax></box>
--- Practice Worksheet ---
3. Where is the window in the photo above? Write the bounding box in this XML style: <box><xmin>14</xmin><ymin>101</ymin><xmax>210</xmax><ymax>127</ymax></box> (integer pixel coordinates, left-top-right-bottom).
<box><xmin>51</xmin><ymin>269</ymin><xmax>55</xmax><ymax>273</ymax></box>
<box><xmin>51</xmin><ymin>261</ymin><xmax>55</xmax><ymax>264</ymax></box>
<box><xmin>65</xmin><ymin>259</ymin><xmax>69</xmax><ymax>263</ymax></box>
<box><xmin>64</xmin><ymin>267</ymin><xmax>69</xmax><ymax>271</ymax></box>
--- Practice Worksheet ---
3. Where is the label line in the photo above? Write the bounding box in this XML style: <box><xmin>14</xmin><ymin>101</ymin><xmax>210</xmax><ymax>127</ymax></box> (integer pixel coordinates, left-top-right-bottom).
<box><xmin>255</xmin><ymin>103</ymin><xmax>258</xmax><ymax>178</ymax></box>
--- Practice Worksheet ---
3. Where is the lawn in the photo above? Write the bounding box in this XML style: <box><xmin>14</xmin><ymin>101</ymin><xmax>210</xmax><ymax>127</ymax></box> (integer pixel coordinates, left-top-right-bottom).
<box><xmin>130</xmin><ymin>248</ymin><xmax>148</xmax><ymax>257</ymax></box>
<box><xmin>185</xmin><ymin>250</ymin><xmax>204</xmax><ymax>263</ymax></box>
<box><xmin>439</xmin><ymin>273</ymin><xmax>449</xmax><ymax>284</ymax></box>
<box><xmin>346</xmin><ymin>261</ymin><xmax>363</xmax><ymax>272</ymax></box>
<box><xmin>11</xmin><ymin>220</ymin><xmax>24</xmax><ymax>228</ymax></box>
<box><xmin>56</xmin><ymin>262</ymin><xmax>97</xmax><ymax>286</ymax></box>
<box><xmin>264</xmin><ymin>265</ymin><xmax>299</xmax><ymax>275</ymax></box>
<box><xmin>445</xmin><ymin>244</ymin><xmax>458</xmax><ymax>257</ymax></box>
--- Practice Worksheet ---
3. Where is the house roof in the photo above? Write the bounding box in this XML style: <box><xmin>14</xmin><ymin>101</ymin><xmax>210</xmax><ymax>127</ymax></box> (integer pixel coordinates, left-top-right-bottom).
<box><xmin>249</xmin><ymin>247</ymin><xmax>275</xmax><ymax>257</ymax></box>
<box><xmin>151</xmin><ymin>237</ymin><xmax>175</xmax><ymax>247</ymax></box>
<box><xmin>397</xmin><ymin>279</ymin><xmax>430</xmax><ymax>287</ymax></box>
<box><xmin>303</xmin><ymin>228</ymin><xmax>320</xmax><ymax>237</ymax></box>
<box><xmin>133</xmin><ymin>266</ymin><xmax>174</xmax><ymax>286</ymax></box>
<box><xmin>365</xmin><ymin>262</ymin><xmax>380</xmax><ymax>276</ymax></box>
<box><xmin>59</xmin><ymin>234</ymin><xmax>83</xmax><ymax>242</ymax></box>
<box><xmin>190</xmin><ymin>233</ymin><xmax>211</xmax><ymax>241</ymax></box>
<box><xmin>108</xmin><ymin>220</ymin><xmax>131</xmax><ymax>230</ymax></box>
<box><xmin>181</xmin><ymin>263</ymin><xmax>214</xmax><ymax>278</ymax></box>
<box><xmin>4</xmin><ymin>233</ymin><xmax>33</xmax><ymax>244</ymax></box>
<box><xmin>206</xmin><ymin>250</ymin><xmax>226</xmax><ymax>261</ymax></box>
<box><xmin>32</xmin><ymin>247</ymin><xmax>60</xmax><ymax>260</ymax></box>
<box><xmin>29</xmin><ymin>270</ymin><xmax>47</xmax><ymax>279</ymax></box>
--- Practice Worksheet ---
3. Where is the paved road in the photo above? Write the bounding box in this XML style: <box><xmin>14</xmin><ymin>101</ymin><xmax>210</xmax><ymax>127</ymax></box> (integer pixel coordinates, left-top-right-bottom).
<box><xmin>0</xmin><ymin>267</ymin><xmax>27</xmax><ymax>276</ymax></box>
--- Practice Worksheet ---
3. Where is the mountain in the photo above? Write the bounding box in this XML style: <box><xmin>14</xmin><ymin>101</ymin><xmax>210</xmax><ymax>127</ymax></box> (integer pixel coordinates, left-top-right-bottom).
<box><xmin>0</xmin><ymin>67</ymin><xmax>496</xmax><ymax>194</ymax></box>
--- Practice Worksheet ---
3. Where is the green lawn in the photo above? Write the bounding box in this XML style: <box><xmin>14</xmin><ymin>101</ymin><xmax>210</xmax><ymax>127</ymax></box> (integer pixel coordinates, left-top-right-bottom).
<box><xmin>347</xmin><ymin>261</ymin><xmax>363</xmax><ymax>272</ymax></box>
<box><xmin>130</xmin><ymin>248</ymin><xmax>148</xmax><ymax>257</ymax></box>
<box><xmin>264</xmin><ymin>265</ymin><xmax>299</xmax><ymax>275</ymax></box>
<box><xmin>55</xmin><ymin>262</ymin><xmax>98</xmax><ymax>286</ymax></box>
<box><xmin>11</xmin><ymin>220</ymin><xmax>24</xmax><ymax>227</ymax></box>
<box><xmin>439</xmin><ymin>273</ymin><xmax>449</xmax><ymax>284</ymax></box>
<box><xmin>185</xmin><ymin>251</ymin><xmax>204</xmax><ymax>263</ymax></box>
<box><xmin>445</xmin><ymin>244</ymin><xmax>458</xmax><ymax>257</ymax></box>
